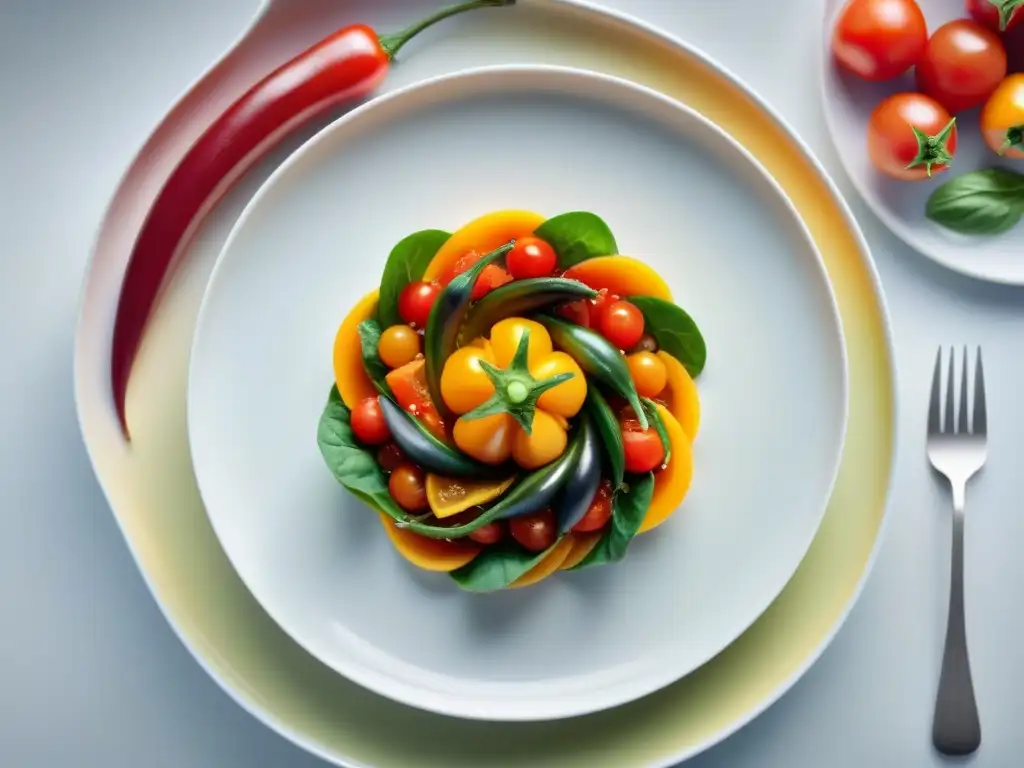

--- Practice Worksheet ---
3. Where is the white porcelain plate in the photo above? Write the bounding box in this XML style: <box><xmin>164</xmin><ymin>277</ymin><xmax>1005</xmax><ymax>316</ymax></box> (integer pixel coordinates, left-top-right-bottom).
<box><xmin>822</xmin><ymin>0</ymin><xmax>1024</xmax><ymax>284</ymax></box>
<box><xmin>188</xmin><ymin>65</ymin><xmax>849</xmax><ymax>722</ymax></box>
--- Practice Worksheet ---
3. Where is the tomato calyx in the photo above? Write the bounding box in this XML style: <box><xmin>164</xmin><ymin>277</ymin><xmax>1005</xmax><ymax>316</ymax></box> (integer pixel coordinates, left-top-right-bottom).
<box><xmin>999</xmin><ymin>125</ymin><xmax>1024</xmax><ymax>156</ymax></box>
<box><xmin>460</xmin><ymin>328</ymin><xmax>576</xmax><ymax>435</ymax></box>
<box><xmin>994</xmin><ymin>0</ymin><xmax>1024</xmax><ymax>30</ymax></box>
<box><xmin>905</xmin><ymin>117</ymin><xmax>957</xmax><ymax>178</ymax></box>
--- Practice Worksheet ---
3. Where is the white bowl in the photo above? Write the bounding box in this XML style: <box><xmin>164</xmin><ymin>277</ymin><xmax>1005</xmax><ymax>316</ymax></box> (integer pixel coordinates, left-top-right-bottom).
<box><xmin>187</xmin><ymin>64</ymin><xmax>849</xmax><ymax>722</ymax></box>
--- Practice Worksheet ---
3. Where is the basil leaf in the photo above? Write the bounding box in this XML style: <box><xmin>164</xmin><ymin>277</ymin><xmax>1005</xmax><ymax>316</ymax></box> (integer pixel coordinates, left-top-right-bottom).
<box><xmin>584</xmin><ymin>386</ymin><xmax>625</xmax><ymax>491</ymax></box>
<box><xmin>317</xmin><ymin>386</ymin><xmax>404</xmax><ymax>522</ymax></box>
<box><xmin>534</xmin><ymin>211</ymin><xmax>618</xmax><ymax>268</ymax></box>
<box><xmin>450</xmin><ymin>540</ymin><xmax>560</xmax><ymax>593</ymax></box>
<box><xmin>925</xmin><ymin>168</ymin><xmax>1024</xmax><ymax>236</ymax></box>
<box><xmin>629</xmin><ymin>296</ymin><xmax>707</xmax><ymax>377</ymax></box>
<box><xmin>641</xmin><ymin>397</ymin><xmax>671</xmax><ymax>467</ymax></box>
<box><xmin>356</xmin><ymin>319</ymin><xmax>392</xmax><ymax>396</ymax></box>
<box><xmin>376</xmin><ymin>229</ymin><xmax>451</xmax><ymax>327</ymax></box>
<box><xmin>572</xmin><ymin>472</ymin><xmax>655</xmax><ymax>570</ymax></box>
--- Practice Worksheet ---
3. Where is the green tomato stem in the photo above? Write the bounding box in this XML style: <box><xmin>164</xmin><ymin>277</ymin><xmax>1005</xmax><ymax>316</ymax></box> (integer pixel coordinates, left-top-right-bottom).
<box><xmin>378</xmin><ymin>0</ymin><xmax>516</xmax><ymax>60</ymax></box>
<box><xmin>905</xmin><ymin>118</ymin><xmax>957</xmax><ymax>178</ymax></box>
<box><xmin>999</xmin><ymin>125</ymin><xmax>1024</xmax><ymax>156</ymax></box>
<box><xmin>993</xmin><ymin>0</ymin><xmax>1024</xmax><ymax>31</ymax></box>
<box><xmin>460</xmin><ymin>329</ymin><xmax>575</xmax><ymax>434</ymax></box>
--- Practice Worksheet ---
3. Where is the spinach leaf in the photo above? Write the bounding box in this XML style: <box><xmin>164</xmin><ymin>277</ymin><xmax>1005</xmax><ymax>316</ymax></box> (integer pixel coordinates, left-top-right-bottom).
<box><xmin>356</xmin><ymin>319</ymin><xmax>392</xmax><ymax>396</ymax></box>
<box><xmin>584</xmin><ymin>386</ymin><xmax>625</xmax><ymax>491</ymax></box>
<box><xmin>629</xmin><ymin>296</ymin><xmax>706</xmax><ymax>377</ymax></box>
<box><xmin>376</xmin><ymin>229</ymin><xmax>451</xmax><ymax>327</ymax></box>
<box><xmin>925</xmin><ymin>168</ymin><xmax>1024</xmax><ymax>236</ymax></box>
<box><xmin>571</xmin><ymin>472</ymin><xmax>655</xmax><ymax>570</ymax></box>
<box><xmin>641</xmin><ymin>397</ymin><xmax>671</xmax><ymax>467</ymax></box>
<box><xmin>450</xmin><ymin>541</ymin><xmax>560</xmax><ymax>593</ymax></box>
<box><xmin>534</xmin><ymin>211</ymin><xmax>618</xmax><ymax>268</ymax></box>
<box><xmin>316</xmin><ymin>386</ymin><xmax>405</xmax><ymax>522</ymax></box>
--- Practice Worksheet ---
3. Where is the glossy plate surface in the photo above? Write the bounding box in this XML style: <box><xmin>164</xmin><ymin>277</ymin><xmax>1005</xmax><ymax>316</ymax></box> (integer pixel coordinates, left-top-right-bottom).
<box><xmin>187</xmin><ymin>65</ymin><xmax>848</xmax><ymax>722</ymax></box>
<box><xmin>822</xmin><ymin>0</ymin><xmax>1024</xmax><ymax>285</ymax></box>
<box><xmin>74</xmin><ymin>0</ymin><xmax>895</xmax><ymax>764</ymax></box>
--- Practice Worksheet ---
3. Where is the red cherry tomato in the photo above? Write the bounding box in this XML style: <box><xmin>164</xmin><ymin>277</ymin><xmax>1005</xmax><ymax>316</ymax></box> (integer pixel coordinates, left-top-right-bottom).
<box><xmin>468</xmin><ymin>521</ymin><xmax>505</xmax><ymax>545</ymax></box>
<box><xmin>441</xmin><ymin>250</ymin><xmax>513</xmax><ymax>301</ymax></box>
<box><xmin>397</xmin><ymin>280</ymin><xmax>441</xmax><ymax>329</ymax></box>
<box><xmin>388</xmin><ymin>464</ymin><xmax>428</xmax><ymax>512</ymax></box>
<box><xmin>572</xmin><ymin>480</ymin><xmax>613</xmax><ymax>533</ymax></box>
<box><xmin>621</xmin><ymin>418</ymin><xmax>666</xmax><ymax>474</ymax></box>
<box><xmin>509</xmin><ymin>509</ymin><xmax>557</xmax><ymax>553</ymax></box>
<box><xmin>376</xmin><ymin>442</ymin><xmax>407</xmax><ymax>472</ymax></box>
<box><xmin>831</xmin><ymin>0</ymin><xmax>928</xmax><ymax>81</ymax></box>
<box><xmin>351</xmin><ymin>397</ymin><xmax>390</xmax><ymax>445</ymax></box>
<box><xmin>589</xmin><ymin>289</ymin><xmax>620</xmax><ymax>328</ymax></box>
<box><xmin>599</xmin><ymin>300</ymin><xmax>645</xmax><ymax>350</ymax></box>
<box><xmin>557</xmin><ymin>299</ymin><xmax>592</xmax><ymax>328</ymax></box>
<box><xmin>506</xmin><ymin>237</ymin><xmax>557</xmax><ymax>280</ymax></box>
<box><xmin>916</xmin><ymin>20</ymin><xmax>1007</xmax><ymax>114</ymax></box>
<box><xmin>867</xmin><ymin>93</ymin><xmax>958</xmax><ymax>180</ymax></box>
<box><xmin>966</xmin><ymin>0</ymin><xmax>1023</xmax><ymax>32</ymax></box>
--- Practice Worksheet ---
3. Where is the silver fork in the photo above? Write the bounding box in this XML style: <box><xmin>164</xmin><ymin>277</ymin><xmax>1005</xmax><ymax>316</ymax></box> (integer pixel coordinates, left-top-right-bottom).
<box><xmin>927</xmin><ymin>346</ymin><xmax>987</xmax><ymax>756</ymax></box>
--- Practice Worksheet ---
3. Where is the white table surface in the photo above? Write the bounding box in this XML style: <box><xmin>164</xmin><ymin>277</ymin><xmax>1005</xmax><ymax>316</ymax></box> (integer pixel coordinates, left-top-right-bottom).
<box><xmin>3</xmin><ymin>1</ymin><xmax>1024</xmax><ymax>766</ymax></box>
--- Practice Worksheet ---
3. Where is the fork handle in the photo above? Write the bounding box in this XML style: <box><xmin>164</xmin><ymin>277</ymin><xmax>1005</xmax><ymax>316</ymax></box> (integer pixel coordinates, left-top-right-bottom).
<box><xmin>932</xmin><ymin>509</ymin><xmax>981</xmax><ymax>756</ymax></box>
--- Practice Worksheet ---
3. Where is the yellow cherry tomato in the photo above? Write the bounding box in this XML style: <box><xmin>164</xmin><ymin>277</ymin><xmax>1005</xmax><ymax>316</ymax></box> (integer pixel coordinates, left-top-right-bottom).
<box><xmin>512</xmin><ymin>410</ymin><xmax>568</xmax><ymax>469</ymax></box>
<box><xmin>489</xmin><ymin>317</ymin><xmax>553</xmax><ymax>369</ymax></box>
<box><xmin>440</xmin><ymin>345</ymin><xmax>496</xmax><ymax>414</ymax></box>
<box><xmin>981</xmin><ymin>74</ymin><xmax>1024</xmax><ymax>159</ymax></box>
<box><xmin>453</xmin><ymin>412</ymin><xmax>514</xmax><ymax>465</ymax></box>
<box><xmin>531</xmin><ymin>351</ymin><xmax>586</xmax><ymax>418</ymax></box>
<box><xmin>377</xmin><ymin>324</ymin><xmax>421</xmax><ymax>369</ymax></box>
<box><xmin>627</xmin><ymin>351</ymin><xmax>668</xmax><ymax>399</ymax></box>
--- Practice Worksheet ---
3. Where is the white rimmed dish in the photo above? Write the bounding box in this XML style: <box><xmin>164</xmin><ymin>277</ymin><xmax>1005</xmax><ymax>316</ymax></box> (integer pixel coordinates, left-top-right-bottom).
<box><xmin>186</xmin><ymin>64</ymin><xmax>849</xmax><ymax>722</ymax></box>
<box><xmin>821</xmin><ymin>0</ymin><xmax>1024</xmax><ymax>285</ymax></box>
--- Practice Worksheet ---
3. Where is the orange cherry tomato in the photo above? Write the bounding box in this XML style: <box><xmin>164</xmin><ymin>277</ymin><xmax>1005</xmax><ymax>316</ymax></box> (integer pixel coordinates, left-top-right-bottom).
<box><xmin>389</xmin><ymin>464</ymin><xmax>428</xmax><ymax>512</ymax></box>
<box><xmin>626</xmin><ymin>351</ymin><xmax>669</xmax><ymax>399</ymax></box>
<box><xmin>572</xmin><ymin>479</ymin><xmax>613</xmax><ymax>533</ymax></box>
<box><xmin>916</xmin><ymin>20</ymin><xmax>1007</xmax><ymax>114</ymax></box>
<box><xmin>867</xmin><ymin>93</ymin><xmax>958</xmax><ymax>181</ymax></box>
<box><xmin>350</xmin><ymin>397</ymin><xmax>390</xmax><ymax>445</ymax></box>
<box><xmin>509</xmin><ymin>509</ymin><xmax>557</xmax><ymax>552</ymax></box>
<box><xmin>832</xmin><ymin>0</ymin><xmax>928</xmax><ymax>81</ymax></box>
<box><xmin>377</xmin><ymin>324</ymin><xmax>421</xmax><ymax>369</ymax></box>
<box><xmin>981</xmin><ymin>74</ymin><xmax>1024</xmax><ymax>159</ymax></box>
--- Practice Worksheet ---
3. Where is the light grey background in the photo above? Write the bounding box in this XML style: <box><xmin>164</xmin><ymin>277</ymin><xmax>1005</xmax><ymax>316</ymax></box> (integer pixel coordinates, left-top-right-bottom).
<box><xmin>2</xmin><ymin>1</ymin><xmax>1023</xmax><ymax>767</ymax></box>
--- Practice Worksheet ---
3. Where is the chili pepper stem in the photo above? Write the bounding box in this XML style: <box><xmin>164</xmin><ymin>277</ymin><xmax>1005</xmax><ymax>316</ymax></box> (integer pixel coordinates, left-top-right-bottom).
<box><xmin>378</xmin><ymin>0</ymin><xmax>516</xmax><ymax>60</ymax></box>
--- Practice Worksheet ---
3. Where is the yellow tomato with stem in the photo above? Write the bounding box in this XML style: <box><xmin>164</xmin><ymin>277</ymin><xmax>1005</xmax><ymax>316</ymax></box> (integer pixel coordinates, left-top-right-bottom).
<box><xmin>443</xmin><ymin>318</ymin><xmax>586</xmax><ymax>468</ymax></box>
<box><xmin>982</xmin><ymin>74</ymin><xmax>1024</xmax><ymax>159</ymax></box>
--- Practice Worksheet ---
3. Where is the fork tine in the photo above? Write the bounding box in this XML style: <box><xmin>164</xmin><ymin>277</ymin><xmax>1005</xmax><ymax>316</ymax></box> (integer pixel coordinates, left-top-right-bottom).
<box><xmin>959</xmin><ymin>345</ymin><xmax>969</xmax><ymax>435</ymax></box>
<box><xmin>929</xmin><ymin>346</ymin><xmax>942</xmax><ymax>435</ymax></box>
<box><xmin>945</xmin><ymin>346</ymin><xmax>955</xmax><ymax>433</ymax></box>
<box><xmin>973</xmin><ymin>347</ymin><xmax>986</xmax><ymax>437</ymax></box>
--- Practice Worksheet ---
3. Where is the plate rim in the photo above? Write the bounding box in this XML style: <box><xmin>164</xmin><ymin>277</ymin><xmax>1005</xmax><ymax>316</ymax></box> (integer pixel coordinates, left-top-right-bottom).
<box><xmin>71</xmin><ymin>0</ymin><xmax>899</xmax><ymax>765</ymax></box>
<box><xmin>186</xmin><ymin>61</ymin><xmax>852</xmax><ymax>723</ymax></box>
<box><xmin>818</xmin><ymin>0</ymin><xmax>1024</xmax><ymax>287</ymax></box>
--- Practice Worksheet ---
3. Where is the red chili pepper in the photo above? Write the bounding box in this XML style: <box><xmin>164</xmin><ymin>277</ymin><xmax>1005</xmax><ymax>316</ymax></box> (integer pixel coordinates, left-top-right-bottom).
<box><xmin>111</xmin><ymin>0</ymin><xmax>515</xmax><ymax>439</ymax></box>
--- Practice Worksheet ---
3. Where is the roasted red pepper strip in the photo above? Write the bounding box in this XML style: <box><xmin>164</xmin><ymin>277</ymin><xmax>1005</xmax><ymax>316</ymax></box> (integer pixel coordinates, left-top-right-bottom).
<box><xmin>111</xmin><ymin>0</ymin><xmax>514</xmax><ymax>439</ymax></box>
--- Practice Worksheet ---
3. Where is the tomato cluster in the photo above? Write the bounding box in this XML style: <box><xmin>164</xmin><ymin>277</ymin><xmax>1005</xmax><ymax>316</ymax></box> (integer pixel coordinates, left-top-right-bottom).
<box><xmin>832</xmin><ymin>0</ymin><xmax>1024</xmax><ymax>179</ymax></box>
